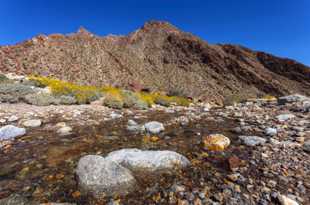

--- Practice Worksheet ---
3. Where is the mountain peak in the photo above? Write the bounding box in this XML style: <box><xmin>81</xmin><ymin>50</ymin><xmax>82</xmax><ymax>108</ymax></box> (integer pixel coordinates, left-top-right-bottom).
<box><xmin>76</xmin><ymin>26</ymin><xmax>94</xmax><ymax>37</ymax></box>
<box><xmin>141</xmin><ymin>20</ymin><xmax>180</xmax><ymax>33</ymax></box>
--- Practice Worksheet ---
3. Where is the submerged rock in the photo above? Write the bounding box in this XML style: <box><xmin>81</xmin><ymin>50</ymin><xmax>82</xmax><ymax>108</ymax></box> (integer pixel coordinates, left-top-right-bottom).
<box><xmin>239</xmin><ymin>135</ymin><xmax>266</xmax><ymax>146</ymax></box>
<box><xmin>0</xmin><ymin>125</ymin><xmax>26</xmax><ymax>140</ymax></box>
<box><xmin>57</xmin><ymin>126</ymin><xmax>72</xmax><ymax>136</ymax></box>
<box><xmin>105</xmin><ymin>148</ymin><xmax>190</xmax><ymax>174</ymax></box>
<box><xmin>76</xmin><ymin>155</ymin><xmax>136</xmax><ymax>198</ymax></box>
<box><xmin>202</xmin><ymin>134</ymin><xmax>230</xmax><ymax>151</ymax></box>
<box><xmin>22</xmin><ymin>119</ymin><xmax>42</xmax><ymax>128</ymax></box>
<box><xmin>144</xmin><ymin>121</ymin><xmax>165</xmax><ymax>134</ymax></box>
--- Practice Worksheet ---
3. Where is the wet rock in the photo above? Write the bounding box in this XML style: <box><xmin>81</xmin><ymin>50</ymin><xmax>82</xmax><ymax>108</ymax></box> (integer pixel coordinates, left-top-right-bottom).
<box><xmin>0</xmin><ymin>125</ymin><xmax>26</xmax><ymax>140</ymax></box>
<box><xmin>127</xmin><ymin>120</ymin><xmax>144</xmax><ymax>132</ymax></box>
<box><xmin>57</xmin><ymin>126</ymin><xmax>72</xmax><ymax>136</ymax></box>
<box><xmin>22</xmin><ymin>119</ymin><xmax>42</xmax><ymax>128</ymax></box>
<box><xmin>265</xmin><ymin>127</ymin><xmax>277</xmax><ymax>136</ymax></box>
<box><xmin>144</xmin><ymin>121</ymin><xmax>165</xmax><ymax>134</ymax></box>
<box><xmin>76</xmin><ymin>155</ymin><xmax>136</xmax><ymax>198</ymax></box>
<box><xmin>303</xmin><ymin>140</ymin><xmax>310</xmax><ymax>153</ymax></box>
<box><xmin>239</xmin><ymin>135</ymin><xmax>266</xmax><ymax>146</ymax></box>
<box><xmin>227</xmin><ymin>155</ymin><xmax>241</xmax><ymax>171</ymax></box>
<box><xmin>8</xmin><ymin>115</ymin><xmax>18</xmax><ymax>122</ymax></box>
<box><xmin>0</xmin><ymin>194</ymin><xmax>36</xmax><ymax>205</ymax></box>
<box><xmin>105</xmin><ymin>148</ymin><xmax>190</xmax><ymax>174</ymax></box>
<box><xmin>110</xmin><ymin>112</ymin><xmax>122</xmax><ymax>119</ymax></box>
<box><xmin>276</xmin><ymin>114</ymin><xmax>295</xmax><ymax>122</ymax></box>
<box><xmin>202</xmin><ymin>134</ymin><xmax>230</xmax><ymax>151</ymax></box>
<box><xmin>278</xmin><ymin>194</ymin><xmax>299</xmax><ymax>205</ymax></box>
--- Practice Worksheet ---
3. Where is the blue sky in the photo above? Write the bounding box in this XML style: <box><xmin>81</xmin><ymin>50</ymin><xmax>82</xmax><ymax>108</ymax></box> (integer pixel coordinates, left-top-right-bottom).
<box><xmin>1</xmin><ymin>0</ymin><xmax>309</xmax><ymax>66</ymax></box>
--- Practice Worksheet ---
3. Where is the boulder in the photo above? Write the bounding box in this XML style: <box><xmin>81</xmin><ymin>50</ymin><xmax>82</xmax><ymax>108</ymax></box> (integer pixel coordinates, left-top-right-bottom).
<box><xmin>202</xmin><ymin>134</ymin><xmax>230</xmax><ymax>151</ymax></box>
<box><xmin>105</xmin><ymin>148</ymin><xmax>190</xmax><ymax>174</ymax></box>
<box><xmin>239</xmin><ymin>136</ymin><xmax>266</xmax><ymax>146</ymax></box>
<box><xmin>0</xmin><ymin>125</ymin><xmax>26</xmax><ymax>140</ymax></box>
<box><xmin>265</xmin><ymin>127</ymin><xmax>277</xmax><ymax>136</ymax></box>
<box><xmin>22</xmin><ymin>119</ymin><xmax>42</xmax><ymax>128</ymax></box>
<box><xmin>144</xmin><ymin>121</ymin><xmax>165</xmax><ymax>134</ymax></box>
<box><xmin>76</xmin><ymin>155</ymin><xmax>136</xmax><ymax>198</ymax></box>
<box><xmin>278</xmin><ymin>194</ymin><xmax>299</xmax><ymax>205</ymax></box>
<box><xmin>57</xmin><ymin>126</ymin><xmax>72</xmax><ymax>136</ymax></box>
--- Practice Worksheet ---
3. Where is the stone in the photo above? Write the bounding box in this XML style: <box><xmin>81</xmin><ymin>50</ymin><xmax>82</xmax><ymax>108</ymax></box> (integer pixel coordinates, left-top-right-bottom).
<box><xmin>76</xmin><ymin>155</ymin><xmax>136</xmax><ymax>198</ymax></box>
<box><xmin>127</xmin><ymin>120</ymin><xmax>144</xmax><ymax>132</ymax></box>
<box><xmin>265</xmin><ymin>127</ymin><xmax>277</xmax><ymax>136</ymax></box>
<box><xmin>110</xmin><ymin>112</ymin><xmax>122</xmax><ymax>119</ymax></box>
<box><xmin>239</xmin><ymin>135</ymin><xmax>266</xmax><ymax>146</ymax></box>
<box><xmin>227</xmin><ymin>155</ymin><xmax>241</xmax><ymax>171</ymax></box>
<box><xmin>57</xmin><ymin>126</ymin><xmax>72</xmax><ymax>136</ymax></box>
<box><xmin>202</xmin><ymin>134</ymin><xmax>230</xmax><ymax>151</ymax></box>
<box><xmin>8</xmin><ymin>115</ymin><xmax>19</xmax><ymax>122</ymax></box>
<box><xmin>22</xmin><ymin>119</ymin><xmax>42</xmax><ymax>128</ymax></box>
<box><xmin>276</xmin><ymin>114</ymin><xmax>295</xmax><ymax>122</ymax></box>
<box><xmin>278</xmin><ymin>194</ymin><xmax>299</xmax><ymax>205</ymax></box>
<box><xmin>105</xmin><ymin>148</ymin><xmax>190</xmax><ymax>174</ymax></box>
<box><xmin>0</xmin><ymin>125</ymin><xmax>26</xmax><ymax>140</ymax></box>
<box><xmin>303</xmin><ymin>140</ymin><xmax>310</xmax><ymax>153</ymax></box>
<box><xmin>144</xmin><ymin>121</ymin><xmax>165</xmax><ymax>134</ymax></box>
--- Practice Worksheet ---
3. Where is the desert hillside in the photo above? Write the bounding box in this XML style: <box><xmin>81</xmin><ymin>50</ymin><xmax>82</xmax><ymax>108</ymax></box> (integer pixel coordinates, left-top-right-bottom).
<box><xmin>1</xmin><ymin>21</ymin><xmax>309</xmax><ymax>103</ymax></box>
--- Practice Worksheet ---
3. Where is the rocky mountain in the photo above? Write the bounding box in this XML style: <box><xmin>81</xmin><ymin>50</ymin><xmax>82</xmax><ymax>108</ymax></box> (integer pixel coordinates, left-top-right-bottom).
<box><xmin>0</xmin><ymin>21</ymin><xmax>309</xmax><ymax>103</ymax></box>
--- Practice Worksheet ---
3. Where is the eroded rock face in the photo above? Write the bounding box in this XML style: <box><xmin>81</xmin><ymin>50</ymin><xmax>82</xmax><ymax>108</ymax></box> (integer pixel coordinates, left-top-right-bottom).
<box><xmin>76</xmin><ymin>155</ymin><xmax>136</xmax><ymax>198</ymax></box>
<box><xmin>105</xmin><ymin>148</ymin><xmax>190</xmax><ymax>174</ymax></box>
<box><xmin>0</xmin><ymin>125</ymin><xmax>26</xmax><ymax>140</ymax></box>
<box><xmin>202</xmin><ymin>134</ymin><xmax>230</xmax><ymax>151</ymax></box>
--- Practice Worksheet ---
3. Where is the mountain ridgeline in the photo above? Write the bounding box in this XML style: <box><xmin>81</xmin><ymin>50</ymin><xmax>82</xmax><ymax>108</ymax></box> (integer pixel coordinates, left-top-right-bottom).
<box><xmin>0</xmin><ymin>21</ymin><xmax>309</xmax><ymax>103</ymax></box>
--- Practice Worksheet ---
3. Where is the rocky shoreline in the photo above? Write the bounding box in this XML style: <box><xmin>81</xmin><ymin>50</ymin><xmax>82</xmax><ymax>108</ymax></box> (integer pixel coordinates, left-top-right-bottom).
<box><xmin>0</xmin><ymin>94</ymin><xmax>309</xmax><ymax>204</ymax></box>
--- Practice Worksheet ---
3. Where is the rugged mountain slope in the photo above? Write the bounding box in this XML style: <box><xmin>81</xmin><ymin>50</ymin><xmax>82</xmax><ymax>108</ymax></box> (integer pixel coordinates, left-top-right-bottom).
<box><xmin>0</xmin><ymin>21</ymin><xmax>309</xmax><ymax>103</ymax></box>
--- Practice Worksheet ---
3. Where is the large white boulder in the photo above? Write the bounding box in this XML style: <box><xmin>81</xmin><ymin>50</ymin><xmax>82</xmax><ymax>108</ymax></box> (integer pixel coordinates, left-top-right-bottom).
<box><xmin>144</xmin><ymin>121</ymin><xmax>165</xmax><ymax>134</ymax></box>
<box><xmin>76</xmin><ymin>155</ymin><xmax>136</xmax><ymax>198</ymax></box>
<box><xmin>0</xmin><ymin>125</ymin><xmax>26</xmax><ymax>141</ymax></box>
<box><xmin>105</xmin><ymin>148</ymin><xmax>190</xmax><ymax>174</ymax></box>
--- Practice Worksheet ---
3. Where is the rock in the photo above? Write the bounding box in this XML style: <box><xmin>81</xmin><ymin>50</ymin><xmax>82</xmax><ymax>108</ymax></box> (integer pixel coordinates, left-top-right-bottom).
<box><xmin>57</xmin><ymin>126</ymin><xmax>72</xmax><ymax>136</ymax></box>
<box><xmin>0</xmin><ymin>194</ymin><xmax>36</xmax><ymax>205</ymax></box>
<box><xmin>278</xmin><ymin>94</ymin><xmax>309</xmax><ymax>105</ymax></box>
<box><xmin>8</xmin><ymin>115</ymin><xmax>19</xmax><ymax>122</ymax></box>
<box><xmin>278</xmin><ymin>194</ymin><xmax>299</xmax><ymax>205</ymax></box>
<box><xmin>40</xmin><ymin>203</ymin><xmax>76</xmax><ymax>205</ymax></box>
<box><xmin>202</xmin><ymin>134</ymin><xmax>230</xmax><ymax>151</ymax></box>
<box><xmin>0</xmin><ymin>125</ymin><xmax>26</xmax><ymax>140</ymax></box>
<box><xmin>265</xmin><ymin>127</ymin><xmax>277</xmax><ymax>136</ymax></box>
<box><xmin>76</xmin><ymin>155</ymin><xmax>136</xmax><ymax>198</ymax></box>
<box><xmin>276</xmin><ymin>114</ymin><xmax>295</xmax><ymax>122</ymax></box>
<box><xmin>22</xmin><ymin>119</ymin><xmax>42</xmax><ymax>128</ymax></box>
<box><xmin>144</xmin><ymin>121</ymin><xmax>165</xmax><ymax>134</ymax></box>
<box><xmin>105</xmin><ymin>148</ymin><xmax>190</xmax><ymax>174</ymax></box>
<box><xmin>127</xmin><ymin>120</ymin><xmax>144</xmax><ymax>132</ymax></box>
<box><xmin>239</xmin><ymin>135</ymin><xmax>266</xmax><ymax>146</ymax></box>
<box><xmin>227</xmin><ymin>155</ymin><xmax>241</xmax><ymax>171</ymax></box>
<box><xmin>110</xmin><ymin>112</ymin><xmax>122</xmax><ymax>119</ymax></box>
<box><xmin>303</xmin><ymin>140</ymin><xmax>310</xmax><ymax>153</ymax></box>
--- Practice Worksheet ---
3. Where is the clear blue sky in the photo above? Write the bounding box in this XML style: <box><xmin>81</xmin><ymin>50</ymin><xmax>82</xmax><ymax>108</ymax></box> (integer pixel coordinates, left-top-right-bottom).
<box><xmin>1</xmin><ymin>0</ymin><xmax>309</xmax><ymax>66</ymax></box>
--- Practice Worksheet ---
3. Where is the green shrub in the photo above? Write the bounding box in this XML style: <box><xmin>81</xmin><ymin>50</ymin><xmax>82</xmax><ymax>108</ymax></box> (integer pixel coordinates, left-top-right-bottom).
<box><xmin>121</xmin><ymin>90</ymin><xmax>148</xmax><ymax>109</ymax></box>
<box><xmin>0</xmin><ymin>83</ymin><xmax>37</xmax><ymax>103</ymax></box>
<box><xmin>24</xmin><ymin>93</ymin><xmax>59</xmax><ymax>106</ymax></box>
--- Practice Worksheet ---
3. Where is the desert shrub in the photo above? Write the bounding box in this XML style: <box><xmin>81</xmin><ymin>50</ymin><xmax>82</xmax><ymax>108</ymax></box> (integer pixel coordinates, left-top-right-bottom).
<box><xmin>154</xmin><ymin>95</ymin><xmax>171</xmax><ymax>107</ymax></box>
<box><xmin>223</xmin><ymin>93</ymin><xmax>248</xmax><ymax>106</ymax></box>
<box><xmin>0</xmin><ymin>74</ymin><xmax>10</xmax><ymax>84</ymax></box>
<box><xmin>137</xmin><ymin>92</ymin><xmax>155</xmax><ymax>107</ymax></box>
<box><xmin>169</xmin><ymin>96</ymin><xmax>191</xmax><ymax>106</ymax></box>
<box><xmin>0</xmin><ymin>83</ymin><xmax>37</xmax><ymax>103</ymax></box>
<box><xmin>102</xmin><ymin>93</ymin><xmax>124</xmax><ymax>109</ymax></box>
<box><xmin>121</xmin><ymin>90</ymin><xmax>148</xmax><ymax>109</ymax></box>
<box><xmin>28</xmin><ymin>76</ymin><xmax>102</xmax><ymax>104</ymax></box>
<box><xmin>24</xmin><ymin>93</ymin><xmax>59</xmax><ymax>106</ymax></box>
<box><xmin>262</xmin><ymin>95</ymin><xmax>277</xmax><ymax>101</ymax></box>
